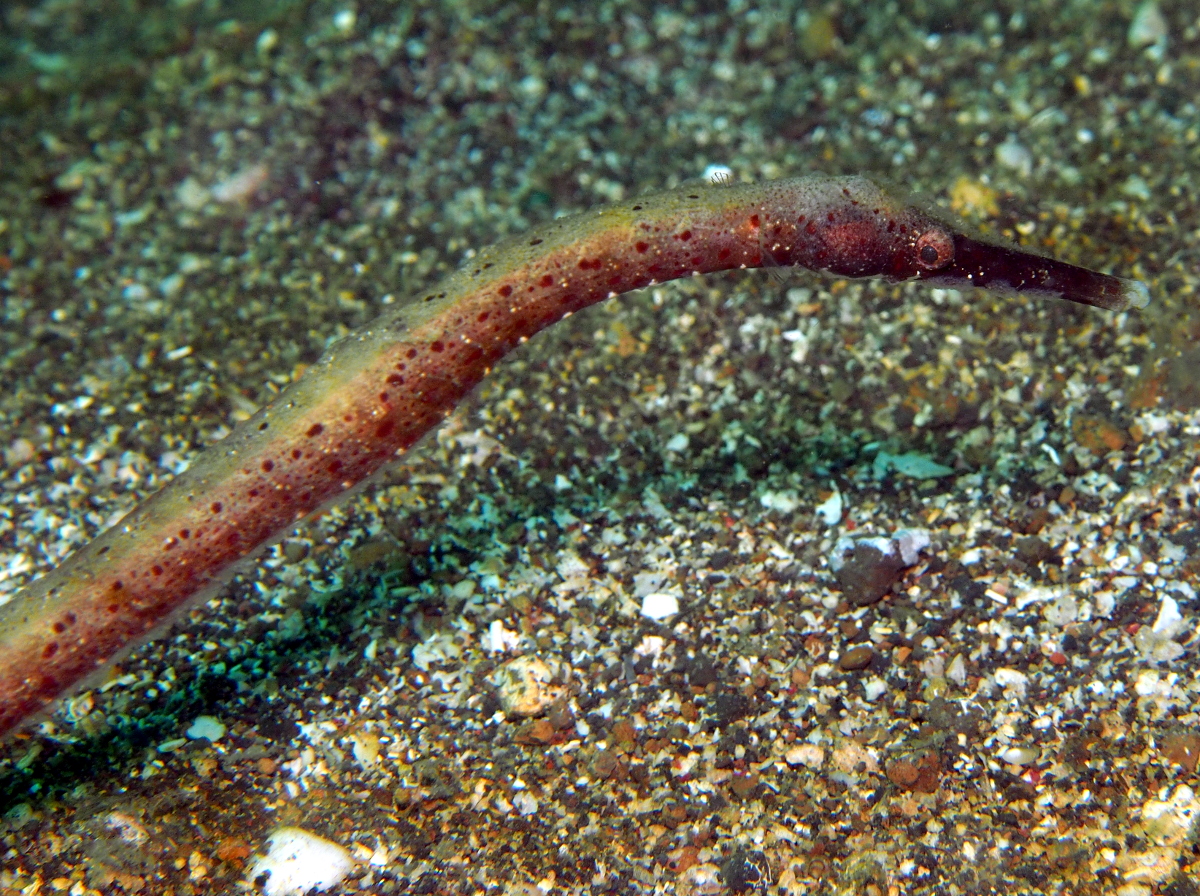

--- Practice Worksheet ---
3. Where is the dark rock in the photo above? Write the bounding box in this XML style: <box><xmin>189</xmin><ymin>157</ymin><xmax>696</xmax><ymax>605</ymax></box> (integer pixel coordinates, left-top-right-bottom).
<box><xmin>835</xmin><ymin>544</ymin><xmax>905</xmax><ymax>606</ymax></box>
<box><xmin>720</xmin><ymin>848</ymin><xmax>773</xmax><ymax>893</ymax></box>
<box><xmin>712</xmin><ymin>689</ymin><xmax>750</xmax><ymax>725</ymax></box>
<box><xmin>948</xmin><ymin>574</ymin><xmax>986</xmax><ymax>604</ymax></box>
<box><xmin>1015</xmin><ymin>536</ymin><xmax>1057</xmax><ymax>565</ymax></box>
<box><xmin>686</xmin><ymin>653</ymin><xmax>719</xmax><ymax>687</ymax></box>
<box><xmin>709</xmin><ymin>548</ymin><xmax>735</xmax><ymax>570</ymax></box>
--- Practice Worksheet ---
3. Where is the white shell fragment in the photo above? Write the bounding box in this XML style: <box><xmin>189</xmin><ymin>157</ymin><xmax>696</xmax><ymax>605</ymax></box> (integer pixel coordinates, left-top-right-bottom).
<box><xmin>493</xmin><ymin>656</ymin><xmax>564</xmax><ymax>718</ymax></box>
<box><xmin>247</xmin><ymin>827</ymin><xmax>354</xmax><ymax>896</ymax></box>
<box><xmin>185</xmin><ymin>715</ymin><xmax>226</xmax><ymax>742</ymax></box>
<box><xmin>1134</xmin><ymin>595</ymin><xmax>1187</xmax><ymax>663</ymax></box>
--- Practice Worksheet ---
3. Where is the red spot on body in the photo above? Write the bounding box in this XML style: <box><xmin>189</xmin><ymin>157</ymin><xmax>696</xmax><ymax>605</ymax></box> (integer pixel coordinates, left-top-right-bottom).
<box><xmin>179</xmin><ymin>530</ymin><xmax>190</xmax><ymax>539</ymax></box>
<box><xmin>718</xmin><ymin>247</ymin><xmax>732</xmax><ymax>260</ymax></box>
<box><xmin>387</xmin><ymin>374</ymin><xmax>404</xmax><ymax>386</ymax></box>
<box><xmin>211</xmin><ymin>502</ymin><xmax>223</xmax><ymax>513</ymax></box>
<box><xmin>539</xmin><ymin>274</ymin><xmax>554</xmax><ymax>288</ymax></box>
<box><xmin>499</xmin><ymin>284</ymin><xmax>513</xmax><ymax>297</ymax></box>
<box><xmin>262</xmin><ymin>460</ymin><xmax>274</xmax><ymax>472</ymax></box>
<box><xmin>678</xmin><ymin>230</ymin><xmax>692</xmax><ymax>241</ymax></box>
<box><xmin>292</xmin><ymin>449</ymin><xmax>303</xmax><ymax>460</ymax></box>
<box><xmin>43</xmin><ymin>643</ymin><xmax>58</xmax><ymax>659</ymax></box>
<box><xmin>478</xmin><ymin>311</ymin><xmax>490</xmax><ymax>322</ymax></box>
<box><xmin>151</xmin><ymin>565</ymin><xmax>163</xmax><ymax>576</ymax></box>
<box><xmin>635</xmin><ymin>241</ymin><xmax>649</xmax><ymax>253</ymax></box>
<box><xmin>376</xmin><ymin>420</ymin><xmax>396</xmax><ymax>439</ymax></box>
<box><xmin>306</xmin><ymin>423</ymin><xmax>324</xmax><ymax>438</ymax></box>
<box><xmin>328</xmin><ymin>460</ymin><xmax>343</xmax><ymax>474</ymax></box>
<box><xmin>430</xmin><ymin>340</ymin><xmax>444</xmax><ymax>353</ymax></box>
<box><xmin>406</xmin><ymin>348</ymin><xmax>418</xmax><ymax>359</ymax></box>
<box><xmin>749</xmin><ymin>215</ymin><xmax>760</xmax><ymax>228</ymax></box>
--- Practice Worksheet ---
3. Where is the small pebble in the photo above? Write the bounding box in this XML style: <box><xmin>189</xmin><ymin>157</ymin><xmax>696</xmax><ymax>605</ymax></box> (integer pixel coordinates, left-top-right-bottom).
<box><xmin>494</xmin><ymin>656</ymin><xmax>563</xmax><ymax>718</ymax></box>
<box><xmin>1128</xmin><ymin>1</ymin><xmax>1167</xmax><ymax>49</ymax></box>
<box><xmin>1161</xmin><ymin>732</ymin><xmax>1200</xmax><ymax>773</ymax></box>
<box><xmin>838</xmin><ymin>645</ymin><xmax>875</xmax><ymax>671</ymax></box>
<box><xmin>246</xmin><ymin>827</ymin><xmax>354</xmax><ymax>896</ymax></box>
<box><xmin>784</xmin><ymin>744</ymin><xmax>826</xmax><ymax>768</ymax></box>
<box><xmin>999</xmin><ymin>745</ymin><xmax>1040</xmax><ymax>766</ymax></box>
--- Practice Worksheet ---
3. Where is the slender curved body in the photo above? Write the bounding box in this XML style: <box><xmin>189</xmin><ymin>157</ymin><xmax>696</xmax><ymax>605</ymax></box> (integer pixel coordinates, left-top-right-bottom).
<box><xmin>0</xmin><ymin>175</ymin><xmax>1148</xmax><ymax>737</ymax></box>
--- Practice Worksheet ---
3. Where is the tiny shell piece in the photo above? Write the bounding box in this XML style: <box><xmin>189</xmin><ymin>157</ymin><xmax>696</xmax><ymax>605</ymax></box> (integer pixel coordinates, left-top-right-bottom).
<box><xmin>186</xmin><ymin>715</ymin><xmax>227</xmax><ymax>742</ymax></box>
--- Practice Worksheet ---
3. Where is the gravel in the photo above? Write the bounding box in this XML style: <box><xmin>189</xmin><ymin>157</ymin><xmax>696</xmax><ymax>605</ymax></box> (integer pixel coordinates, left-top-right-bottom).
<box><xmin>2</xmin><ymin>1</ymin><xmax>1199</xmax><ymax>894</ymax></box>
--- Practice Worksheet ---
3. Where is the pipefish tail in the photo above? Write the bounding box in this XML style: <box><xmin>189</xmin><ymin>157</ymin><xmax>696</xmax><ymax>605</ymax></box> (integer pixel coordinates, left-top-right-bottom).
<box><xmin>0</xmin><ymin>174</ymin><xmax>1149</xmax><ymax>737</ymax></box>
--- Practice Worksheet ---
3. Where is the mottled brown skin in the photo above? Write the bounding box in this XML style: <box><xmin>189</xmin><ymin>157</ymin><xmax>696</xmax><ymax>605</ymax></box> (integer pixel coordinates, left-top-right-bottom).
<box><xmin>0</xmin><ymin>175</ymin><xmax>1147</xmax><ymax>737</ymax></box>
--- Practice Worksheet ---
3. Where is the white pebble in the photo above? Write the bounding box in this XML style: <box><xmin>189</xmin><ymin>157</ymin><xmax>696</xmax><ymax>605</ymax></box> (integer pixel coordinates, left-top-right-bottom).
<box><xmin>862</xmin><ymin>677</ymin><xmax>889</xmax><ymax>702</ymax></box>
<box><xmin>946</xmin><ymin>654</ymin><xmax>968</xmax><ymax>686</ymax></box>
<box><xmin>999</xmin><ymin>745</ymin><xmax>1040</xmax><ymax>766</ymax></box>
<box><xmin>640</xmin><ymin>591</ymin><xmax>679</xmax><ymax>621</ymax></box>
<box><xmin>893</xmin><ymin>528</ymin><xmax>931</xmax><ymax>565</ymax></box>
<box><xmin>760</xmin><ymin>489</ymin><xmax>800</xmax><ymax>514</ymax></box>
<box><xmin>1044</xmin><ymin>593</ymin><xmax>1079</xmax><ymax>627</ymax></box>
<box><xmin>814</xmin><ymin>488</ymin><xmax>843</xmax><ymax>526</ymax></box>
<box><xmin>1151</xmin><ymin>595</ymin><xmax>1184</xmax><ymax>636</ymax></box>
<box><xmin>512</xmin><ymin>791</ymin><xmax>540</xmax><ymax>816</ymax></box>
<box><xmin>211</xmin><ymin>163</ymin><xmax>269</xmax><ymax>204</ymax></box>
<box><xmin>995</xmin><ymin>135</ymin><xmax>1033</xmax><ymax>178</ymax></box>
<box><xmin>702</xmin><ymin>164</ymin><xmax>733</xmax><ymax>184</ymax></box>
<box><xmin>784</xmin><ymin>744</ymin><xmax>825</xmax><ymax>768</ymax></box>
<box><xmin>664</xmin><ymin>433</ymin><xmax>689</xmax><ymax>453</ymax></box>
<box><xmin>257</xmin><ymin>29</ymin><xmax>279</xmax><ymax>54</ymax></box>
<box><xmin>247</xmin><ymin>827</ymin><xmax>354</xmax><ymax>896</ymax></box>
<box><xmin>494</xmin><ymin>656</ymin><xmax>563</xmax><ymax>718</ymax></box>
<box><xmin>993</xmin><ymin>668</ymin><xmax>1029</xmax><ymax>697</ymax></box>
<box><xmin>1128</xmin><ymin>1</ymin><xmax>1167</xmax><ymax>49</ymax></box>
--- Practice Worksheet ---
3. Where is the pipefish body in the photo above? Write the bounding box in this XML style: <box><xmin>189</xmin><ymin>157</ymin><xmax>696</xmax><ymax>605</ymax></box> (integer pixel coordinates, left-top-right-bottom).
<box><xmin>0</xmin><ymin>174</ymin><xmax>1149</xmax><ymax>737</ymax></box>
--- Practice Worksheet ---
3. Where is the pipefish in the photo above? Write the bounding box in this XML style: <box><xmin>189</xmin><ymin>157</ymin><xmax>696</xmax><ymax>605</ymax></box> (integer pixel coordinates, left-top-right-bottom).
<box><xmin>0</xmin><ymin>174</ymin><xmax>1149</xmax><ymax>737</ymax></box>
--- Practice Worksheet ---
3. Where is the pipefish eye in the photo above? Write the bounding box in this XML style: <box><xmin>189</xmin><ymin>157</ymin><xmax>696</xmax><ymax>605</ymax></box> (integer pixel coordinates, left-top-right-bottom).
<box><xmin>914</xmin><ymin>228</ymin><xmax>954</xmax><ymax>270</ymax></box>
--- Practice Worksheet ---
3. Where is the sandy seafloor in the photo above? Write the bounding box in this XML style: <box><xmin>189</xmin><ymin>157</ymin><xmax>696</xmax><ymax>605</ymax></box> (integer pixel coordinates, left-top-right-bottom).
<box><xmin>2</xmin><ymin>0</ymin><xmax>1200</xmax><ymax>893</ymax></box>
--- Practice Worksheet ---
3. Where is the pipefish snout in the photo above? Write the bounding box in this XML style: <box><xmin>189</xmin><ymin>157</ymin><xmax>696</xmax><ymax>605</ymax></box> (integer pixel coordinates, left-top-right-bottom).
<box><xmin>0</xmin><ymin>174</ymin><xmax>1150</xmax><ymax>737</ymax></box>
